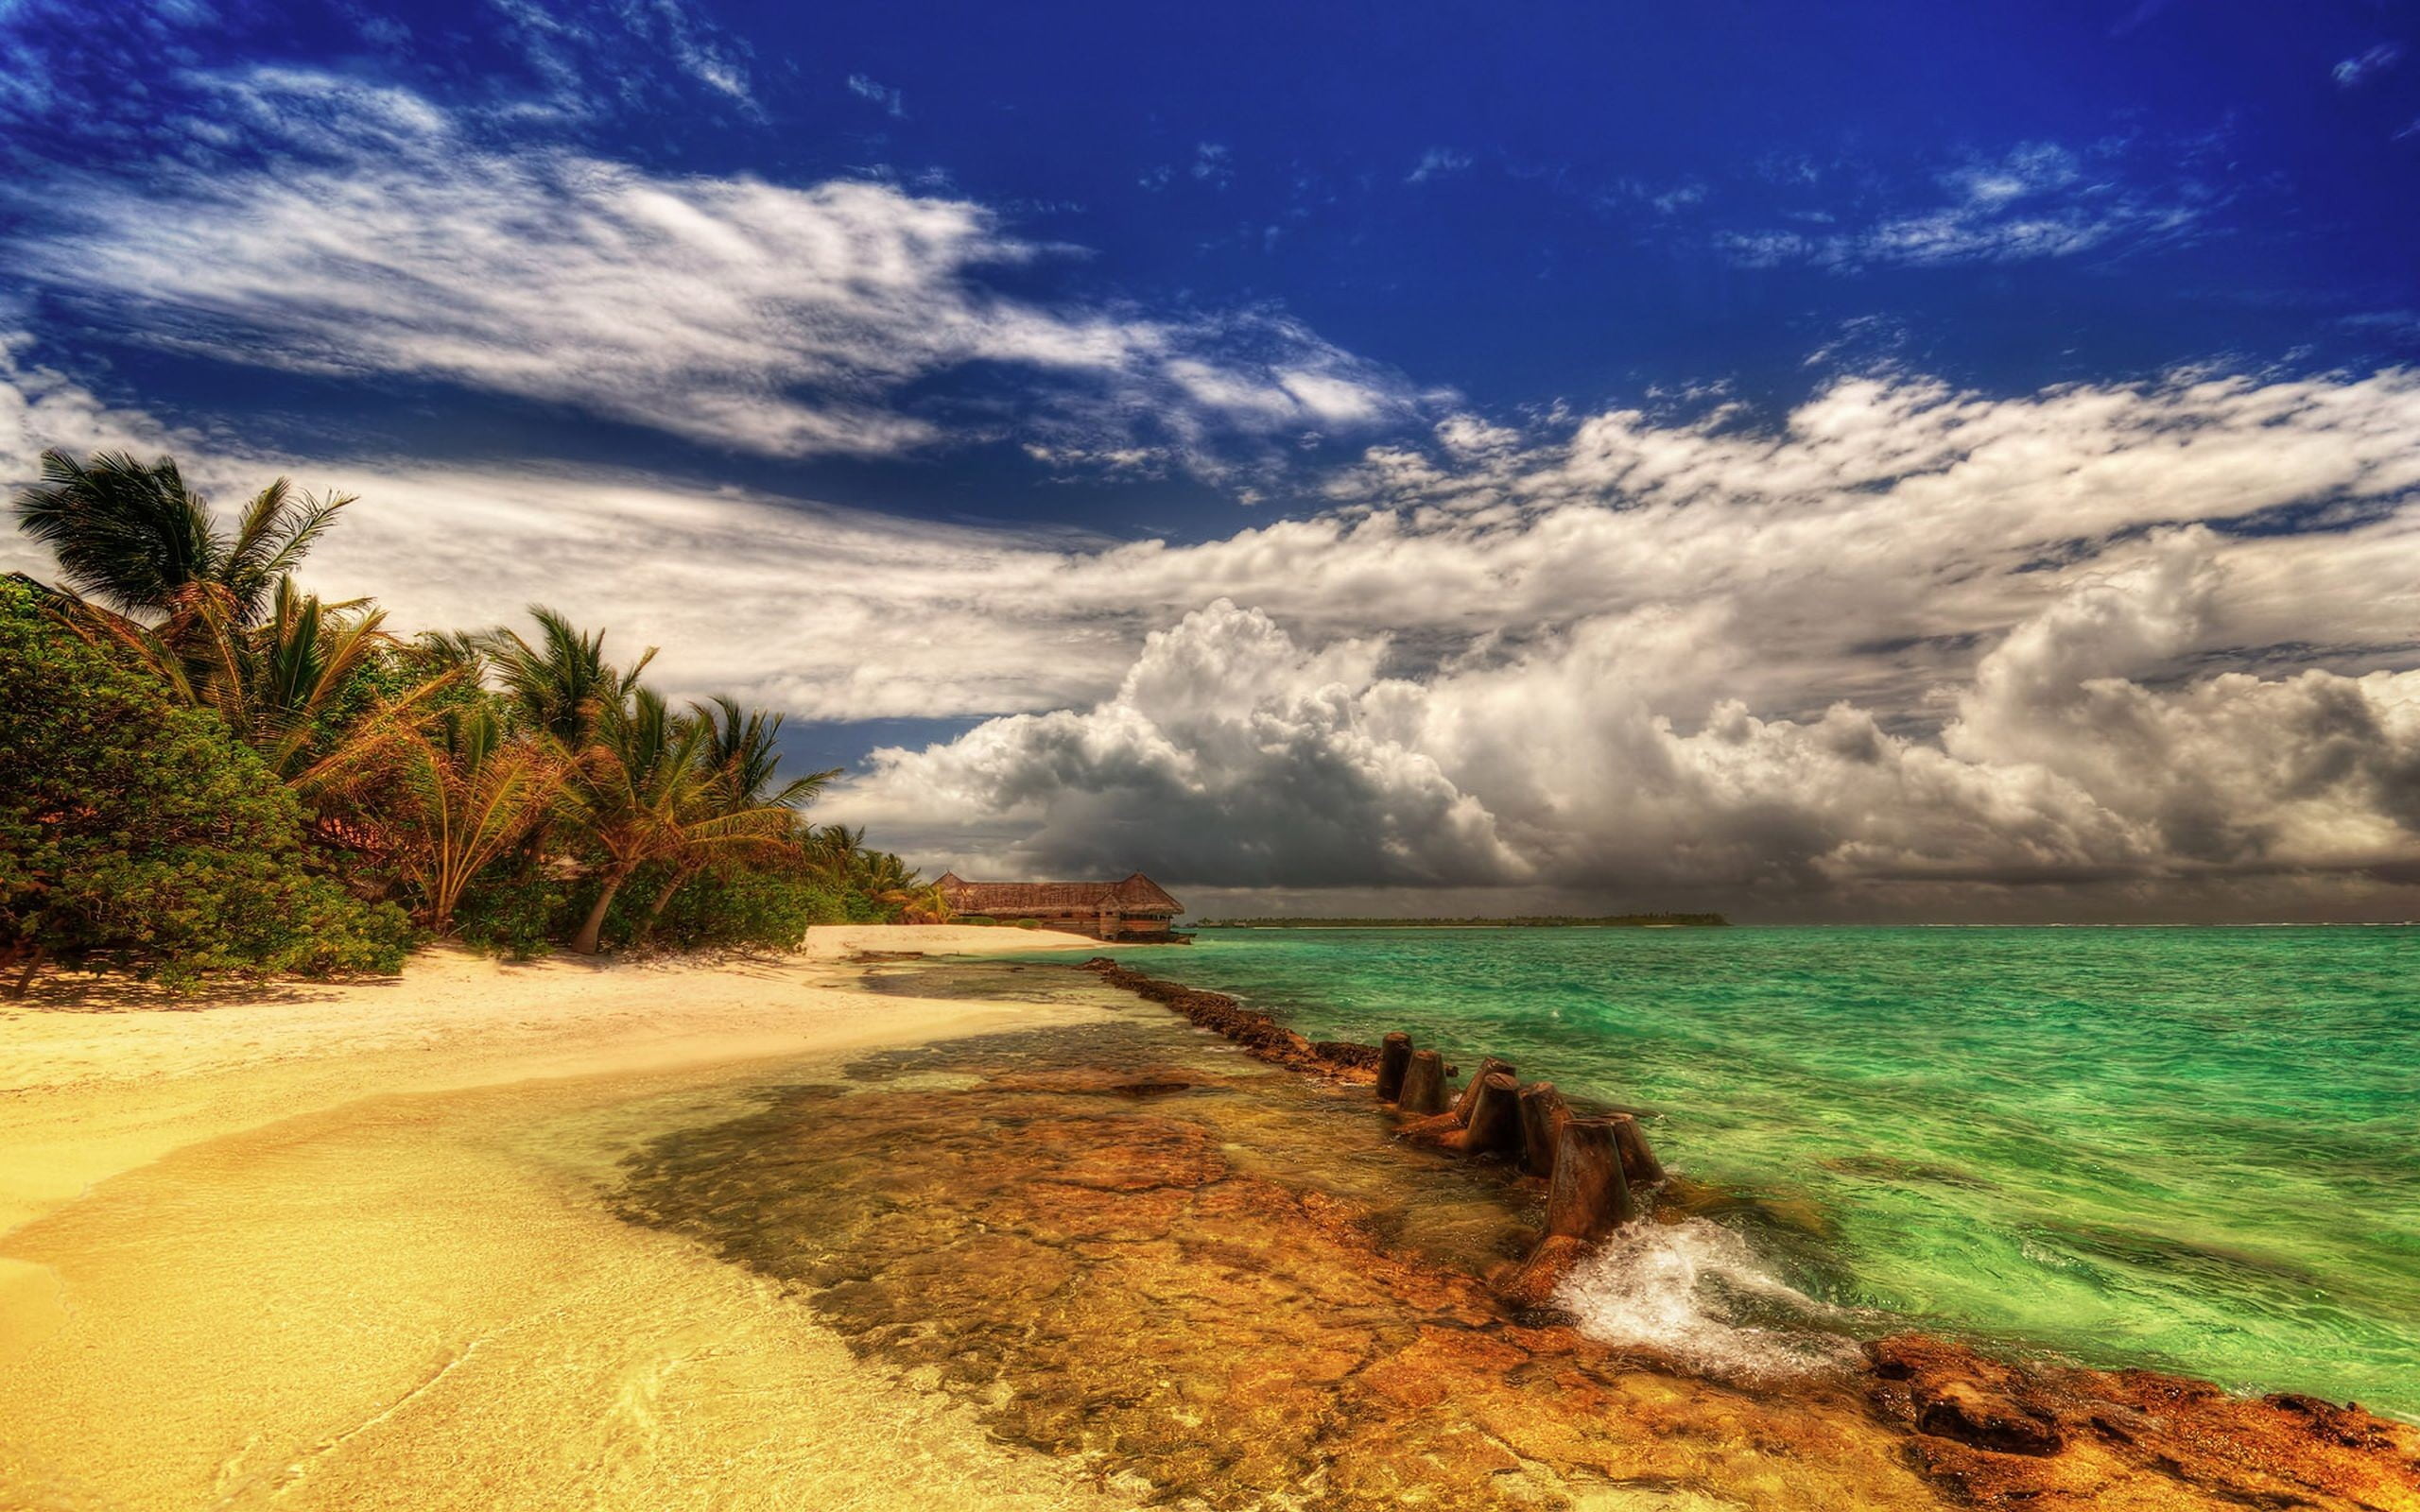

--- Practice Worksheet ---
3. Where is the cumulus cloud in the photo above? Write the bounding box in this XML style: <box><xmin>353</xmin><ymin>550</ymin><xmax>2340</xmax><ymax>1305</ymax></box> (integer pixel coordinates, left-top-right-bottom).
<box><xmin>3</xmin><ymin>69</ymin><xmax>1418</xmax><ymax>476</ymax></box>
<box><xmin>838</xmin><ymin>544</ymin><xmax>2420</xmax><ymax>917</ymax></box>
<box><xmin>9</xmin><ymin>344</ymin><xmax>2419</xmax><ymax>916</ymax></box>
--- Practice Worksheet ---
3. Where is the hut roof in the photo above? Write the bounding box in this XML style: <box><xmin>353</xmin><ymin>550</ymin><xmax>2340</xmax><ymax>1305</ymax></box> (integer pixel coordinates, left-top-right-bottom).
<box><xmin>935</xmin><ymin>871</ymin><xmax>1183</xmax><ymax>915</ymax></box>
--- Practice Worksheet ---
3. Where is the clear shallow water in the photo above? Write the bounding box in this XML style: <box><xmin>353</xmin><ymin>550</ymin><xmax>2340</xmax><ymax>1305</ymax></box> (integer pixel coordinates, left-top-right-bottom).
<box><xmin>1106</xmin><ymin>926</ymin><xmax>2420</xmax><ymax>1417</ymax></box>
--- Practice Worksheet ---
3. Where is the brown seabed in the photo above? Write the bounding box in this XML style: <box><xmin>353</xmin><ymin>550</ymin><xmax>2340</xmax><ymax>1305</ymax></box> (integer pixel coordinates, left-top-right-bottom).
<box><xmin>613</xmin><ymin>956</ymin><xmax>2420</xmax><ymax>1512</ymax></box>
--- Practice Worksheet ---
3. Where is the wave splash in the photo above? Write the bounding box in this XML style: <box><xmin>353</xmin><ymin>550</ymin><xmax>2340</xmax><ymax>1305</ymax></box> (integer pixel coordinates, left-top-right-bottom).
<box><xmin>1555</xmin><ymin>1219</ymin><xmax>1861</xmax><ymax>1382</ymax></box>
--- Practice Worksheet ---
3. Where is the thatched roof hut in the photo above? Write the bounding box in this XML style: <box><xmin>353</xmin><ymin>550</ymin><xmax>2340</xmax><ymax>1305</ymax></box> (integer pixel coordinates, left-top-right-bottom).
<box><xmin>933</xmin><ymin>872</ymin><xmax>1183</xmax><ymax>939</ymax></box>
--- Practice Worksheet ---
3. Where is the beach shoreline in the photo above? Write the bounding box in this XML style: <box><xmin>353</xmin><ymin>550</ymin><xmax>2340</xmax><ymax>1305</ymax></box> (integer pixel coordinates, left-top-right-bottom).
<box><xmin>4</xmin><ymin>937</ymin><xmax>2414</xmax><ymax>1511</ymax></box>
<box><xmin>0</xmin><ymin>926</ymin><xmax>1137</xmax><ymax>1512</ymax></box>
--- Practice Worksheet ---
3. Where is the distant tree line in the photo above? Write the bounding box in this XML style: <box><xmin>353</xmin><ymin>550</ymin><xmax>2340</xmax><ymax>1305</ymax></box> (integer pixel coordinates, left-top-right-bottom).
<box><xmin>1193</xmin><ymin>914</ymin><xmax>1731</xmax><ymax>929</ymax></box>
<box><xmin>1</xmin><ymin>450</ymin><xmax>946</xmax><ymax>996</ymax></box>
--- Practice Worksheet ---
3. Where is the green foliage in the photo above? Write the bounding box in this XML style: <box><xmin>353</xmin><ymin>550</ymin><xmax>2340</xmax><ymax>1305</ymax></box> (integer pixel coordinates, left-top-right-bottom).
<box><xmin>0</xmin><ymin>582</ymin><xmax>412</xmax><ymax>988</ymax></box>
<box><xmin>8</xmin><ymin>453</ymin><xmax>938</xmax><ymax>984</ymax></box>
<box><xmin>647</xmin><ymin>868</ymin><xmax>852</xmax><ymax>951</ymax></box>
<box><xmin>11</xmin><ymin>448</ymin><xmax>350</xmax><ymax>622</ymax></box>
<box><xmin>450</xmin><ymin>868</ymin><xmax>569</xmax><ymax>961</ymax></box>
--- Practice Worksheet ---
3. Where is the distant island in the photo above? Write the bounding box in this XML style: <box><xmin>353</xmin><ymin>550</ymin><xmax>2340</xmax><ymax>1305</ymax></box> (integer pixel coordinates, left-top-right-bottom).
<box><xmin>1192</xmin><ymin>913</ymin><xmax>1730</xmax><ymax>929</ymax></box>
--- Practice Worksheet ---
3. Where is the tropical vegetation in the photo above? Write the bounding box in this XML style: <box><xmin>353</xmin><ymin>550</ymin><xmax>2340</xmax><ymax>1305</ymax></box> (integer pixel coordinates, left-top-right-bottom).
<box><xmin>1</xmin><ymin>448</ymin><xmax>943</xmax><ymax>995</ymax></box>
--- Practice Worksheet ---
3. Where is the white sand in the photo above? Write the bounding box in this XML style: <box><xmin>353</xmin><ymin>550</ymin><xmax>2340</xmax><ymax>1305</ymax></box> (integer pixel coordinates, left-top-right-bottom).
<box><xmin>0</xmin><ymin>933</ymin><xmax>1134</xmax><ymax>1511</ymax></box>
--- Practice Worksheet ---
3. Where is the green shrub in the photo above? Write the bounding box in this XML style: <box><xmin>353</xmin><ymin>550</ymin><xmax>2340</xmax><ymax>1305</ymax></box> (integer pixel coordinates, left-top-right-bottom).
<box><xmin>451</xmin><ymin>867</ymin><xmax>569</xmax><ymax>960</ymax></box>
<box><xmin>0</xmin><ymin>582</ymin><xmax>413</xmax><ymax>989</ymax></box>
<box><xmin>648</xmin><ymin>867</ymin><xmax>851</xmax><ymax>951</ymax></box>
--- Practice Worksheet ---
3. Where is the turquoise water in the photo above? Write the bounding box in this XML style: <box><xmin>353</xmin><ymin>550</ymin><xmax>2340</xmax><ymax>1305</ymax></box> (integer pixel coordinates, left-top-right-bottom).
<box><xmin>1104</xmin><ymin>926</ymin><xmax>2420</xmax><ymax>1416</ymax></box>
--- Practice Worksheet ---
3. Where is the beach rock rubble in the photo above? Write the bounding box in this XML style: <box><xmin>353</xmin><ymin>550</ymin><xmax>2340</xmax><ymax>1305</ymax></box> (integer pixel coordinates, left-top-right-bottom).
<box><xmin>1080</xmin><ymin>957</ymin><xmax>1668</xmax><ymax>1314</ymax></box>
<box><xmin>1865</xmin><ymin>1332</ymin><xmax>2420</xmax><ymax>1506</ymax></box>
<box><xmin>1072</xmin><ymin>955</ymin><xmax>2420</xmax><ymax>1510</ymax></box>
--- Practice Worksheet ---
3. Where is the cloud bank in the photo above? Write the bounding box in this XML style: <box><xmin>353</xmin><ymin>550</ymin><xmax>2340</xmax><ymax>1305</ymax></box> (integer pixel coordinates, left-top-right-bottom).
<box><xmin>6</xmin><ymin>346</ymin><xmax>2418</xmax><ymax>919</ymax></box>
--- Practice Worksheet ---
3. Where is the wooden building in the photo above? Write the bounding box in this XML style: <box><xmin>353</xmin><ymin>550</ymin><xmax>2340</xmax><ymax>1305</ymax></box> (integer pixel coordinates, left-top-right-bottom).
<box><xmin>933</xmin><ymin>872</ymin><xmax>1184</xmax><ymax>940</ymax></box>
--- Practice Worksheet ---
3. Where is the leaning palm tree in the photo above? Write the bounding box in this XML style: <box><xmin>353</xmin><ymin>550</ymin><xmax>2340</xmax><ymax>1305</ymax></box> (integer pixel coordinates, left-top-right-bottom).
<box><xmin>372</xmin><ymin>704</ymin><xmax>564</xmax><ymax>934</ymax></box>
<box><xmin>629</xmin><ymin>696</ymin><xmax>839</xmax><ymax>944</ymax></box>
<box><xmin>558</xmin><ymin>688</ymin><xmax>799</xmax><ymax>954</ymax></box>
<box><xmin>96</xmin><ymin>576</ymin><xmax>443</xmax><ymax>789</ymax></box>
<box><xmin>12</xmin><ymin>448</ymin><xmax>352</xmax><ymax>624</ymax></box>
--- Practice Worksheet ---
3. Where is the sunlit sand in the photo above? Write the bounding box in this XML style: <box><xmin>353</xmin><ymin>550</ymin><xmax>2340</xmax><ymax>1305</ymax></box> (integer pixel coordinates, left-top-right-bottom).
<box><xmin>0</xmin><ymin>930</ymin><xmax>1122</xmax><ymax>1511</ymax></box>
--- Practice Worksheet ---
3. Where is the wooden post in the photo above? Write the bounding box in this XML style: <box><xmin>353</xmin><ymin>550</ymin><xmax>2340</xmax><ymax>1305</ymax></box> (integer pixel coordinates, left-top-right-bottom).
<box><xmin>1610</xmin><ymin>1112</ymin><xmax>1666</xmax><ymax>1185</ymax></box>
<box><xmin>1375</xmin><ymin>1032</ymin><xmax>1414</xmax><ymax>1103</ymax></box>
<box><xmin>1440</xmin><ymin>1072</ymin><xmax>1522</xmax><ymax>1155</ymax></box>
<box><xmin>1449</xmin><ymin>1057</ymin><xmax>1515</xmax><ymax>1123</ymax></box>
<box><xmin>1517</xmin><ymin>1082</ymin><xmax>1569</xmax><ymax>1178</ymax></box>
<box><xmin>1499</xmin><ymin>1115</ymin><xmax>1635</xmax><ymax>1308</ymax></box>
<box><xmin>1399</xmin><ymin>1049</ymin><xmax>1450</xmax><ymax>1115</ymax></box>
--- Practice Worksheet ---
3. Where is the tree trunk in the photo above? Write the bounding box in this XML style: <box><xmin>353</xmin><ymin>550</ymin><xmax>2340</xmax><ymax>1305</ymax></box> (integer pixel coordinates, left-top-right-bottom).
<box><xmin>635</xmin><ymin>863</ymin><xmax>698</xmax><ymax>946</ymax></box>
<box><xmin>1374</xmin><ymin>1032</ymin><xmax>1413</xmax><ymax>1102</ymax></box>
<box><xmin>1</xmin><ymin>941</ymin><xmax>43</xmax><ymax>1002</ymax></box>
<box><xmin>570</xmin><ymin>864</ymin><xmax>633</xmax><ymax>955</ymax></box>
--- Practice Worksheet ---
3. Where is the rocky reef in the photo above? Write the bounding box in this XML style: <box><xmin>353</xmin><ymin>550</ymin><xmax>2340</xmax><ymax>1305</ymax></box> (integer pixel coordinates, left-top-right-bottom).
<box><xmin>611</xmin><ymin>964</ymin><xmax>2419</xmax><ymax>1511</ymax></box>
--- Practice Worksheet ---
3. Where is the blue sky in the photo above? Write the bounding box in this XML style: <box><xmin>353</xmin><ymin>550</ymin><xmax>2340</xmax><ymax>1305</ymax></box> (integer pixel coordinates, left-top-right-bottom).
<box><xmin>5</xmin><ymin>0</ymin><xmax>2420</xmax><ymax>919</ymax></box>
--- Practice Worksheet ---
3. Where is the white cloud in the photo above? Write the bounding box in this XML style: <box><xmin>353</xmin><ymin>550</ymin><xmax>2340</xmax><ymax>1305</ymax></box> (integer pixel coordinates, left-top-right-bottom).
<box><xmin>1719</xmin><ymin>142</ymin><xmax>2217</xmax><ymax>272</ymax></box>
<box><xmin>1406</xmin><ymin>148</ymin><xmax>1473</xmax><ymax>185</ymax></box>
<box><xmin>482</xmin><ymin>0</ymin><xmax>755</xmax><ymax>108</ymax></box>
<box><xmin>838</xmin><ymin>544</ymin><xmax>2420</xmax><ymax>917</ymax></box>
<box><xmin>846</xmin><ymin>72</ymin><xmax>905</xmax><ymax>117</ymax></box>
<box><xmin>5</xmin><ymin>70</ymin><xmax>1417</xmax><ymax>475</ymax></box>
<box><xmin>1191</xmin><ymin>142</ymin><xmax>1234</xmax><ymax>187</ymax></box>
<box><xmin>2334</xmin><ymin>43</ymin><xmax>2405</xmax><ymax>89</ymax></box>
<box><xmin>9</xmin><ymin>346</ymin><xmax>2419</xmax><ymax>915</ymax></box>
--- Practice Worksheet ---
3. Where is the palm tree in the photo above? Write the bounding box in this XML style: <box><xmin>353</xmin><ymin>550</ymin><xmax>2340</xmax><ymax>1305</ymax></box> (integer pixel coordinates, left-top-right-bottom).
<box><xmin>479</xmin><ymin>607</ymin><xmax>654</xmax><ymax>750</ymax></box>
<box><xmin>559</xmin><ymin>688</ymin><xmax>801</xmax><ymax>954</ymax></box>
<box><xmin>372</xmin><ymin>704</ymin><xmax>563</xmax><ymax>934</ymax></box>
<box><xmin>95</xmin><ymin>576</ymin><xmax>443</xmax><ymax>789</ymax></box>
<box><xmin>630</xmin><ymin>696</ymin><xmax>839</xmax><ymax>944</ymax></box>
<box><xmin>12</xmin><ymin>449</ymin><xmax>352</xmax><ymax>624</ymax></box>
<box><xmin>801</xmin><ymin>824</ymin><xmax>932</xmax><ymax>920</ymax></box>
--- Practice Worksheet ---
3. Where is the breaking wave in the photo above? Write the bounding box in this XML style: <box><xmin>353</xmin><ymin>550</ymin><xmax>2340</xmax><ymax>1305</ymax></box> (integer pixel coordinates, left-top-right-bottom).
<box><xmin>1555</xmin><ymin>1219</ymin><xmax>1861</xmax><ymax>1383</ymax></box>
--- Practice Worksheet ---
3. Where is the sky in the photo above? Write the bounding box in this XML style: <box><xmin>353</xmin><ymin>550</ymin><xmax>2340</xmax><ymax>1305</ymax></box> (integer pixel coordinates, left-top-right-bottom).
<box><xmin>4</xmin><ymin>0</ymin><xmax>2419</xmax><ymax>921</ymax></box>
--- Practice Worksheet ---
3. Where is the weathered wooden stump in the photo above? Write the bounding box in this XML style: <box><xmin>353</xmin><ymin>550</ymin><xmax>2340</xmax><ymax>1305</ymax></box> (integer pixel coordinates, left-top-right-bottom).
<box><xmin>1398</xmin><ymin>1049</ymin><xmax>1450</xmax><ymax>1115</ymax></box>
<box><xmin>1516</xmin><ymin>1081</ymin><xmax>1569</xmax><ymax>1178</ymax></box>
<box><xmin>1440</xmin><ymin>1071</ymin><xmax>1523</xmax><ymax>1155</ymax></box>
<box><xmin>1374</xmin><ymin>1032</ymin><xmax>1414</xmax><ymax>1103</ymax></box>
<box><xmin>1499</xmin><ymin>1114</ymin><xmax>1636</xmax><ymax>1307</ymax></box>
<box><xmin>1449</xmin><ymin>1057</ymin><xmax>1515</xmax><ymax>1123</ymax></box>
<box><xmin>1610</xmin><ymin>1111</ymin><xmax>1666</xmax><ymax>1185</ymax></box>
<box><xmin>1406</xmin><ymin>1070</ymin><xmax>1523</xmax><ymax>1154</ymax></box>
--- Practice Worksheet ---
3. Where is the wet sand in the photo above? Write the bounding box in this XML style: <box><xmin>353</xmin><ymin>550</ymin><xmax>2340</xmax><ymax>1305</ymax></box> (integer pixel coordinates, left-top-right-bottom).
<box><xmin>0</xmin><ymin>929</ymin><xmax>1125</xmax><ymax>1511</ymax></box>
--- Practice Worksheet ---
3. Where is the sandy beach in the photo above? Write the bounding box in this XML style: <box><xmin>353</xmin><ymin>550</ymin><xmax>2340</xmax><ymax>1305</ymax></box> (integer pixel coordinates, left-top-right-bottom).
<box><xmin>0</xmin><ymin>928</ymin><xmax>1127</xmax><ymax>1512</ymax></box>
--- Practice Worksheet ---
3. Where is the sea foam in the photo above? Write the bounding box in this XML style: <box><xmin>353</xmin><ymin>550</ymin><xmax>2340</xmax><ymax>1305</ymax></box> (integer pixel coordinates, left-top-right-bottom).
<box><xmin>1555</xmin><ymin>1219</ymin><xmax>1860</xmax><ymax>1383</ymax></box>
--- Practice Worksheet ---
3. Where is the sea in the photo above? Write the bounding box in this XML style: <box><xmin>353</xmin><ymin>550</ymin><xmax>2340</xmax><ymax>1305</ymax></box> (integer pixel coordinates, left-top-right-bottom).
<box><xmin>1093</xmin><ymin>924</ymin><xmax>2420</xmax><ymax>1418</ymax></box>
